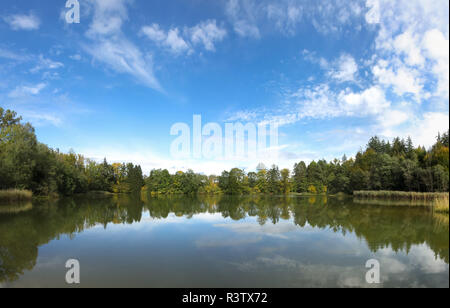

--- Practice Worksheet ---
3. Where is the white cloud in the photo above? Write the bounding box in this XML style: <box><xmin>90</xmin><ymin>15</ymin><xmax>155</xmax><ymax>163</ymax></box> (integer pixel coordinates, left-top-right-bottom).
<box><xmin>214</xmin><ymin>221</ymin><xmax>299</xmax><ymax>239</ymax></box>
<box><xmin>375</xmin><ymin>111</ymin><xmax>449</xmax><ymax>148</ymax></box>
<box><xmin>289</xmin><ymin>84</ymin><xmax>390</xmax><ymax>120</ymax></box>
<box><xmin>69</xmin><ymin>54</ymin><xmax>82</xmax><ymax>61</ymax></box>
<box><xmin>8</xmin><ymin>83</ymin><xmax>47</xmax><ymax>98</ymax></box>
<box><xmin>372</xmin><ymin>62</ymin><xmax>424</xmax><ymax>100</ymax></box>
<box><xmin>409</xmin><ymin>244</ymin><xmax>449</xmax><ymax>274</ymax></box>
<box><xmin>141</xmin><ymin>20</ymin><xmax>226</xmax><ymax>55</ymax></box>
<box><xmin>225</xmin><ymin>0</ymin><xmax>261</xmax><ymax>38</ymax></box>
<box><xmin>225</xmin><ymin>0</ymin><xmax>365</xmax><ymax>37</ymax></box>
<box><xmin>393</xmin><ymin>30</ymin><xmax>425</xmax><ymax>67</ymax></box>
<box><xmin>266</xmin><ymin>3</ymin><xmax>303</xmax><ymax>35</ymax></box>
<box><xmin>22</xmin><ymin>112</ymin><xmax>63</xmax><ymax>127</ymax></box>
<box><xmin>302</xmin><ymin>49</ymin><xmax>329</xmax><ymax>69</ymax></box>
<box><xmin>233</xmin><ymin>20</ymin><xmax>260</xmax><ymax>38</ymax></box>
<box><xmin>83</xmin><ymin>0</ymin><xmax>161</xmax><ymax>90</ymax></box>
<box><xmin>368</xmin><ymin>0</ymin><xmax>449</xmax><ymax>101</ymax></box>
<box><xmin>365</xmin><ymin>0</ymin><xmax>380</xmax><ymax>24</ymax></box>
<box><xmin>408</xmin><ymin>112</ymin><xmax>449</xmax><ymax>148</ymax></box>
<box><xmin>378</xmin><ymin>109</ymin><xmax>410</xmax><ymax>129</ymax></box>
<box><xmin>0</xmin><ymin>48</ymin><xmax>29</xmax><ymax>61</ymax></box>
<box><xmin>422</xmin><ymin>29</ymin><xmax>449</xmax><ymax>98</ymax></box>
<box><xmin>329</xmin><ymin>54</ymin><xmax>359</xmax><ymax>82</ymax></box>
<box><xmin>141</xmin><ymin>24</ymin><xmax>166</xmax><ymax>42</ymax></box>
<box><xmin>166</xmin><ymin>29</ymin><xmax>191</xmax><ymax>54</ymax></box>
<box><xmin>30</xmin><ymin>55</ymin><xmax>64</xmax><ymax>73</ymax></box>
<box><xmin>4</xmin><ymin>13</ymin><xmax>40</xmax><ymax>31</ymax></box>
<box><xmin>339</xmin><ymin>86</ymin><xmax>390</xmax><ymax>115</ymax></box>
<box><xmin>83</xmin><ymin>39</ymin><xmax>160</xmax><ymax>90</ymax></box>
<box><xmin>189</xmin><ymin>20</ymin><xmax>227</xmax><ymax>52</ymax></box>
<box><xmin>86</xmin><ymin>0</ymin><xmax>129</xmax><ymax>37</ymax></box>
<box><xmin>141</xmin><ymin>24</ymin><xmax>191</xmax><ymax>55</ymax></box>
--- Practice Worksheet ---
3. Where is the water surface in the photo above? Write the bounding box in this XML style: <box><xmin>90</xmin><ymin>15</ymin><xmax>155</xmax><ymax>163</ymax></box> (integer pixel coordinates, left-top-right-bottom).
<box><xmin>0</xmin><ymin>194</ymin><xmax>448</xmax><ymax>288</ymax></box>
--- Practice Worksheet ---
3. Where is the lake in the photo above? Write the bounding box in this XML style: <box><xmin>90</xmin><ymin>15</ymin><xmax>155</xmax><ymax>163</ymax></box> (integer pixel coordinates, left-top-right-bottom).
<box><xmin>0</xmin><ymin>194</ymin><xmax>448</xmax><ymax>288</ymax></box>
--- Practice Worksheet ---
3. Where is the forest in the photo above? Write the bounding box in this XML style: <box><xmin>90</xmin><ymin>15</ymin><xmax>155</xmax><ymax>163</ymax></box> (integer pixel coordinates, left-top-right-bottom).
<box><xmin>1</xmin><ymin>107</ymin><xmax>449</xmax><ymax>197</ymax></box>
<box><xmin>0</xmin><ymin>108</ymin><xmax>144</xmax><ymax>196</ymax></box>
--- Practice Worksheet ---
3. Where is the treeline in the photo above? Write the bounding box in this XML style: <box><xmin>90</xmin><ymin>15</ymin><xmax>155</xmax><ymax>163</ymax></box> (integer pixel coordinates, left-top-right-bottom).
<box><xmin>0</xmin><ymin>108</ymin><xmax>144</xmax><ymax>196</ymax></box>
<box><xmin>146</xmin><ymin>133</ymin><xmax>449</xmax><ymax>195</ymax></box>
<box><xmin>288</xmin><ymin>133</ymin><xmax>449</xmax><ymax>195</ymax></box>
<box><xmin>1</xmin><ymin>108</ymin><xmax>449</xmax><ymax>196</ymax></box>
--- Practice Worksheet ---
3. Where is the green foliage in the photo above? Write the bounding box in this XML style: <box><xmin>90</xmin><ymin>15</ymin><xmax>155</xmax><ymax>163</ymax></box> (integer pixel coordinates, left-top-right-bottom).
<box><xmin>308</xmin><ymin>185</ymin><xmax>317</xmax><ymax>194</ymax></box>
<box><xmin>1</xmin><ymin>108</ymin><xmax>448</xmax><ymax>197</ymax></box>
<box><xmin>293</xmin><ymin>161</ymin><xmax>308</xmax><ymax>193</ymax></box>
<box><xmin>0</xmin><ymin>108</ymin><xmax>144</xmax><ymax>196</ymax></box>
<box><xmin>291</xmin><ymin>132</ymin><xmax>449</xmax><ymax>195</ymax></box>
<box><xmin>145</xmin><ymin>169</ymin><xmax>206</xmax><ymax>195</ymax></box>
<box><xmin>280</xmin><ymin>168</ymin><xmax>292</xmax><ymax>194</ymax></box>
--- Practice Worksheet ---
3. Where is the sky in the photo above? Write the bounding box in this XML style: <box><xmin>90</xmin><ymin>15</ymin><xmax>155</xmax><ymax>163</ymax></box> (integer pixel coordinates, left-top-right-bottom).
<box><xmin>0</xmin><ymin>0</ymin><xmax>449</xmax><ymax>175</ymax></box>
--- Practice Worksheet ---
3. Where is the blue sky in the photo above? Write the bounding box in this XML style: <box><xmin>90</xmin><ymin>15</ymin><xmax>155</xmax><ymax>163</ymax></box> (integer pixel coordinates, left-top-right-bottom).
<box><xmin>0</xmin><ymin>0</ymin><xmax>448</xmax><ymax>174</ymax></box>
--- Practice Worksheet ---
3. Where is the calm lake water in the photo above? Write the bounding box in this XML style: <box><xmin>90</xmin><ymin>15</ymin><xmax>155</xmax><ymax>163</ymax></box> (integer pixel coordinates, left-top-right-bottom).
<box><xmin>0</xmin><ymin>194</ymin><xmax>448</xmax><ymax>288</ymax></box>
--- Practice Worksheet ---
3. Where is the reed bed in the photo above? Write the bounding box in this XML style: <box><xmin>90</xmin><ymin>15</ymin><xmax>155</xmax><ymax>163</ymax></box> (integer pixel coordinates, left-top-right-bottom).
<box><xmin>353</xmin><ymin>191</ymin><xmax>449</xmax><ymax>202</ymax></box>
<box><xmin>434</xmin><ymin>195</ymin><xmax>449</xmax><ymax>214</ymax></box>
<box><xmin>354</xmin><ymin>191</ymin><xmax>449</xmax><ymax>214</ymax></box>
<box><xmin>353</xmin><ymin>198</ymin><xmax>433</xmax><ymax>207</ymax></box>
<box><xmin>0</xmin><ymin>202</ymin><xmax>33</xmax><ymax>214</ymax></box>
<box><xmin>0</xmin><ymin>189</ymin><xmax>33</xmax><ymax>203</ymax></box>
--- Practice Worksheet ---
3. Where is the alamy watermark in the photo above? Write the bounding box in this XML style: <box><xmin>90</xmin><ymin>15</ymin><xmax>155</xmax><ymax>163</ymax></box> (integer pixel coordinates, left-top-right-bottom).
<box><xmin>365</xmin><ymin>259</ymin><xmax>381</xmax><ymax>284</ymax></box>
<box><xmin>65</xmin><ymin>0</ymin><xmax>80</xmax><ymax>24</ymax></box>
<box><xmin>170</xmin><ymin>115</ymin><xmax>279</xmax><ymax>161</ymax></box>
<box><xmin>65</xmin><ymin>259</ymin><xmax>80</xmax><ymax>284</ymax></box>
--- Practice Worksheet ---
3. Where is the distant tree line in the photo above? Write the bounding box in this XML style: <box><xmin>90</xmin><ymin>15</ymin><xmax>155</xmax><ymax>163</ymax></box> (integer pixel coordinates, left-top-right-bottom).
<box><xmin>1</xmin><ymin>108</ymin><xmax>449</xmax><ymax>196</ymax></box>
<box><xmin>146</xmin><ymin>133</ymin><xmax>449</xmax><ymax>195</ymax></box>
<box><xmin>0</xmin><ymin>108</ymin><xmax>144</xmax><ymax>195</ymax></box>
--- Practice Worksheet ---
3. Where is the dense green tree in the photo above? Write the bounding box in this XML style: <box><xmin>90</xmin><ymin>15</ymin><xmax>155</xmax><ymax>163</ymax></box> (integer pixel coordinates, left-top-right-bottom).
<box><xmin>266</xmin><ymin>165</ymin><xmax>281</xmax><ymax>194</ymax></box>
<box><xmin>256</xmin><ymin>169</ymin><xmax>268</xmax><ymax>193</ymax></box>
<box><xmin>126</xmin><ymin>163</ymin><xmax>145</xmax><ymax>192</ymax></box>
<box><xmin>218</xmin><ymin>168</ymin><xmax>247</xmax><ymax>194</ymax></box>
<box><xmin>293</xmin><ymin>161</ymin><xmax>308</xmax><ymax>193</ymax></box>
<box><xmin>280</xmin><ymin>169</ymin><xmax>291</xmax><ymax>194</ymax></box>
<box><xmin>0</xmin><ymin>121</ymin><xmax>37</xmax><ymax>189</ymax></box>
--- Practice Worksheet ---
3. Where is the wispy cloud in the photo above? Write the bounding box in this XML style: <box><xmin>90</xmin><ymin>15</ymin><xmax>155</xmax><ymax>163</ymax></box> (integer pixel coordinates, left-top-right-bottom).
<box><xmin>224</xmin><ymin>0</ymin><xmax>366</xmax><ymax>38</ymax></box>
<box><xmin>141</xmin><ymin>20</ymin><xmax>227</xmax><ymax>55</ymax></box>
<box><xmin>189</xmin><ymin>20</ymin><xmax>227</xmax><ymax>52</ymax></box>
<box><xmin>30</xmin><ymin>55</ymin><xmax>64</xmax><ymax>73</ymax></box>
<box><xmin>226</xmin><ymin>0</ymin><xmax>261</xmax><ymax>38</ymax></box>
<box><xmin>0</xmin><ymin>48</ymin><xmax>30</xmax><ymax>61</ymax></box>
<box><xmin>8</xmin><ymin>83</ymin><xmax>47</xmax><ymax>98</ymax></box>
<box><xmin>4</xmin><ymin>13</ymin><xmax>40</xmax><ymax>30</ymax></box>
<box><xmin>83</xmin><ymin>0</ymin><xmax>162</xmax><ymax>91</ymax></box>
<box><xmin>328</xmin><ymin>54</ymin><xmax>359</xmax><ymax>83</ymax></box>
<box><xmin>141</xmin><ymin>24</ymin><xmax>192</xmax><ymax>55</ymax></box>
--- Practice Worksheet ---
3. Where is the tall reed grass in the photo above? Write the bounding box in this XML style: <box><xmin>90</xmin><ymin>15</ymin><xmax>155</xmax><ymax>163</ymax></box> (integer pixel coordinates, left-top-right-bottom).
<box><xmin>353</xmin><ymin>191</ymin><xmax>448</xmax><ymax>202</ymax></box>
<box><xmin>0</xmin><ymin>202</ymin><xmax>33</xmax><ymax>214</ymax></box>
<box><xmin>434</xmin><ymin>195</ymin><xmax>449</xmax><ymax>214</ymax></box>
<box><xmin>0</xmin><ymin>189</ymin><xmax>33</xmax><ymax>203</ymax></box>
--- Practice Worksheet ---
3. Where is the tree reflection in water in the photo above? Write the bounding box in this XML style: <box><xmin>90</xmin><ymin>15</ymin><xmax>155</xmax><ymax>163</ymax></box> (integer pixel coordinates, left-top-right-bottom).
<box><xmin>0</xmin><ymin>193</ymin><xmax>448</xmax><ymax>283</ymax></box>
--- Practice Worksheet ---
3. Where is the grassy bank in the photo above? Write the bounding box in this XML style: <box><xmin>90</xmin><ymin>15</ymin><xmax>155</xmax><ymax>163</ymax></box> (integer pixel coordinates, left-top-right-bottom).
<box><xmin>434</xmin><ymin>195</ymin><xmax>449</xmax><ymax>214</ymax></box>
<box><xmin>354</xmin><ymin>190</ymin><xmax>449</xmax><ymax>213</ymax></box>
<box><xmin>0</xmin><ymin>189</ymin><xmax>33</xmax><ymax>203</ymax></box>
<box><xmin>353</xmin><ymin>198</ymin><xmax>435</xmax><ymax>207</ymax></box>
<box><xmin>353</xmin><ymin>191</ymin><xmax>448</xmax><ymax>201</ymax></box>
<box><xmin>0</xmin><ymin>202</ymin><xmax>33</xmax><ymax>214</ymax></box>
